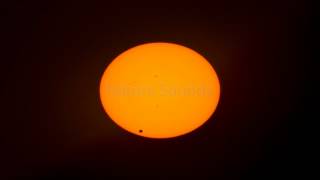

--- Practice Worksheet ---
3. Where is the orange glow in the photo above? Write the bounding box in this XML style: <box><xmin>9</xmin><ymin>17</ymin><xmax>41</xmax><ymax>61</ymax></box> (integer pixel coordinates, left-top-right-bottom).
<box><xmin>100</xmin><ymin>42</ymin><xmax>220</xmax><ymax>138</ymax></box>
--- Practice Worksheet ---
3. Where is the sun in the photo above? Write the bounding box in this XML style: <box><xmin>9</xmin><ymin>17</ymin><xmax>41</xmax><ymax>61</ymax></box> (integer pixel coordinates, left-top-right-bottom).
<box><xmin>100</xmin><ymin>42</ymin><xmax>220</xmax><ymax>138</ymax></box>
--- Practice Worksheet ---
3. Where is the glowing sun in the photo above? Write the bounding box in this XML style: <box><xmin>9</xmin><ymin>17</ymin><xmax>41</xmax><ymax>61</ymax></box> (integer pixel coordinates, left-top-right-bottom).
<box><xmin>100</xmin><ymin>42</ymin><xmax>220</xmax><ymax>138</ymax></box>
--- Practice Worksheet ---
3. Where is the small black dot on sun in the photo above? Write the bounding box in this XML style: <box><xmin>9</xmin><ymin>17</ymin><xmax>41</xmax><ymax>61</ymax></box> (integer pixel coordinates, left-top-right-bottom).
<box><xmin>139</xmin><ymin>130</ymin><xmax>143</xmax><ymax>133</ymax></box>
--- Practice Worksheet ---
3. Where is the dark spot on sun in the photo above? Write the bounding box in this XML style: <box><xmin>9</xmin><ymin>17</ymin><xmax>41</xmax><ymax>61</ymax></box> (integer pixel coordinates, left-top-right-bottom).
<box><xmin>139</xmin><ymin>129</ymin><xmax>143</xmax><ymax>133</ymax></box>
<box><xmin>154</xmin><ymin>74</ymin><xmax>158</xmax><ymax>78</ymax></box>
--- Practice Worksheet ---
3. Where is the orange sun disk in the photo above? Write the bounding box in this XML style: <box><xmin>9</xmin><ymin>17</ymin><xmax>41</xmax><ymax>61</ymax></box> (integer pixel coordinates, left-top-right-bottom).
<box><xmin>100</xmin><ymin>42</ymin><xmax>220</xmax><ymax>138</ymax></box>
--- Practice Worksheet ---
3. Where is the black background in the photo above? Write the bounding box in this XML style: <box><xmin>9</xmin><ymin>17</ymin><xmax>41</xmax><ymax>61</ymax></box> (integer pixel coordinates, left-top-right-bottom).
<box><xmin>2</xmin><ymin>0</ymin><xmax>313</xmax><ymax>179</ymax></box>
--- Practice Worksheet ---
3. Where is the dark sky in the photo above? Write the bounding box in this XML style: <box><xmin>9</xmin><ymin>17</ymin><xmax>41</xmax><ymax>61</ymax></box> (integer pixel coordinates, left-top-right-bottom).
<box><xmin>2</xmin><ymin>0</ymin><xmax>313</xmax><ymax>179</ymax></box>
